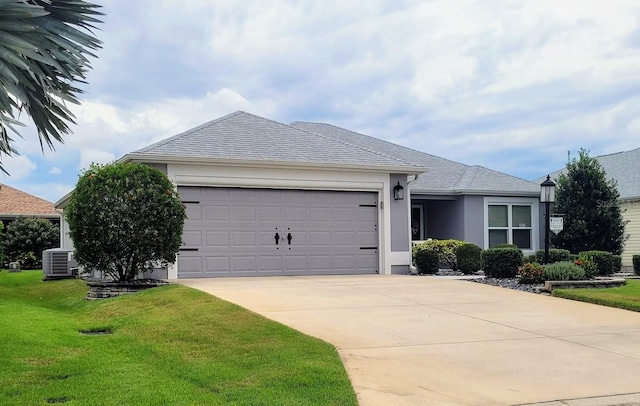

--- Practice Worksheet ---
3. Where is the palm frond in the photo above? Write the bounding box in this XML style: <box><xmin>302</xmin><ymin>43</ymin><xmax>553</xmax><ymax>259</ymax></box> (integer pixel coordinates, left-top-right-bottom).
<box><xmin>0</xmin><ymin>0</ymin><xmax>103</xmax><ymax>174</ymax></box>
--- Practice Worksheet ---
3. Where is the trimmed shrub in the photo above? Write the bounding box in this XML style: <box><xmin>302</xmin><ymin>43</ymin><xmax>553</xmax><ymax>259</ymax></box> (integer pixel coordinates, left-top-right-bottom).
<box><xmin>524</xmin><ymin>254</ymin><xmax>537</xmax><ymax>263</ymax></box>
<box><xmin>579</xmin><ymin>250</ymin><xmax>615</xmax><ymax>276</ymax></box>
<box><xmin>543</xmin><ymin>261</ymin><xmax>586</xmax><ymax>281</ymax></box>
<box><xmin>66</xmin><ymin>162</ymin><xmax>186</xmax><ymax>282</ymax></box>
<box><xmin>518</xmin><ymin>262</ymin><xmax>544</xmax><ymax>284</ymax></box>
<box><xmin>634</xmin><ymin>255</ymin><xmax>640</xmax><ymax>276</ymax></box>
<box><xmin>482</xmin><ymin>248</ymin><xmax>523</xmax><ymax>278</ymax></box>
<box><xmin>534</xmin><ymin>248</ymin><xmax>571</xmax><ymax>264</ymax></box>
<box><xmin>415</xmin><ymin>239</ymin><xmax>466</xmax><ymax>270</ymax></box>
<box><xmin>612</xmin><ymin>255</ymin><xmax>622</xmax><ymax>274</ymax></box>
<box><xmin>455</xmin><ymin>243</ymin><xmax>482</xmax><ymax>275</ymax></box>
<box><xmin>2</xmin><ymin>217</ymin><xmax>59</xmax><ymax>269</ymax></box>
<box><xmin>412</xmin><ymin>246</ymin><xmax>439</xmax><ymax>275</ymax></box>
<box><xmin>574</xmin><ymin>254</ymin><xmax>597</xmax><ymax>279</ymax></box>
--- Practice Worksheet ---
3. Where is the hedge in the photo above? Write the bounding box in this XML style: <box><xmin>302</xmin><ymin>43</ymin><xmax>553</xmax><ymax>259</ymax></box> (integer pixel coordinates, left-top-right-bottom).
<box><xmin>482</xmin><ymin>247</ymin><xmax>523</xmax><ymax>278</ymax></box>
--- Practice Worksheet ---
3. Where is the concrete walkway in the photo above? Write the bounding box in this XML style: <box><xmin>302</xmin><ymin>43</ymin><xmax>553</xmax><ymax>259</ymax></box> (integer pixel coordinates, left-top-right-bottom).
<box><xmin>178</xmin><ymin>275</ymin><xmax>640</xmax><ymax>406</ymax></box>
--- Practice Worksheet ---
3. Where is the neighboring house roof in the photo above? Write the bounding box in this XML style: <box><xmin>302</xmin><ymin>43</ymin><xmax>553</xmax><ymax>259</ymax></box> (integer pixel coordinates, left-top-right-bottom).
<box><xmin>0</xmin><ymin>183</ymin><xmax>59</xmax><ymax>218</ymax></box>
<box><xmin>537</xmin><ymin>147</ymin><xmax>640</xmax><ymax>201</ymax></box>
<box><xmin>291</xmin><ymin>121</ymin><xmax>540</xmax><ymax>196</ymax></box>
<box><xmin>126</xmin><ymin>111</ymin><xmax>427</xmax><ymax>174</ymax></box>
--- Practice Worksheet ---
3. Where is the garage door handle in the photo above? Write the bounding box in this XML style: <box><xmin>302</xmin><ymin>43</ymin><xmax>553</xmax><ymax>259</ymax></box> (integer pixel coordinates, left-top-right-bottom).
<box><xmin>287</xmin><ymin>233</ymin><xmax>292</xmax><ymax>245</ymax></box>
<box><xmin>275</xmin><ymin>232</ymin><xmax>280</xmax><ymax>245</ymax></box>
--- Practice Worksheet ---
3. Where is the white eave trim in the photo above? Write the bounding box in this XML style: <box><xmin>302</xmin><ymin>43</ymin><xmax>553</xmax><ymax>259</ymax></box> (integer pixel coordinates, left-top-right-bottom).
<box><xmin>410</xmin><ymin>188</ymin><xmax>540</xmax><ymax>197</ymax></box>
<box><xmin>121</xmin><ymin>153</ymin><xmax>428</xmax><ymax>175</ymax></box>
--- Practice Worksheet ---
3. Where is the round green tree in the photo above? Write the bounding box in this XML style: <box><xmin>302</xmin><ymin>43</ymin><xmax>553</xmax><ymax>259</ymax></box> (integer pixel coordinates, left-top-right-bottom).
<box><xmin>2</xmin><ymin>217</ymin><xmax>59</xmax><ymax>269</ymax></box>
<box><xmin>65</xmin><ymin>163</ymin><xmax>185</xmax><ymax>281</ymax></box>
<box><xmin>551</xmin><ymin>149</ymin><xmax>627</xmax><ymax>255</ymax></box>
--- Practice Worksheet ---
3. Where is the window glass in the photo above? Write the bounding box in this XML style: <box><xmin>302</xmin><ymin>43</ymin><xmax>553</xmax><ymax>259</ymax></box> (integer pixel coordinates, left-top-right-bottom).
<box><xmin>488</xmin><ymin>205</ymin><xmax>508</xmax><ymax>227</ymax></box>
<box><xmin>512</xmin><ymin>229</ymin><xmax>531</xmax><ymax>249</ymax></box>
<box><xmin>489</xmin><ymin>229</ymin><xmax>508</xmax><ymax>248</ymax></box>
<box><xmin>512</xmin><ymin>205</ymin><xmax>531</xmax><ymax>228</ymax></box>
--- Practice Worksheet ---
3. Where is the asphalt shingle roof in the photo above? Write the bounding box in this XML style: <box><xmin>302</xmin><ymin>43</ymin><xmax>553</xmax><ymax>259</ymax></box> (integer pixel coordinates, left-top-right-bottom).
<box><xmin>538</xmin><ymin>147</ymin><xmax>640</xmax><ymax>200</ymax></box>
<box><xmin>0</xmin><ymin>183</ymin><xmax>58</xmax><ymax>218</ymax></box>
<box><xmin>131</xmin><ymin>112</ymin><xmax>425</xmax><ymax>173</ymax></box>
<box><xmin>291</xmin><ymin>121</ymin><xmax>540</xmax><ymax>196</ymax></box>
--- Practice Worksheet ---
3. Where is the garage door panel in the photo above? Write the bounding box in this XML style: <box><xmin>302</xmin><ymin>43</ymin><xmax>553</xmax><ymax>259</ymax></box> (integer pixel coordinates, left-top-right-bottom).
<box><xmin>357</xmin><ymin>231</ymin><xmax>378</xmax><ymax>246</ymax></box>
<box><xmin>308</xmin><ymin>231</ymin><xmax>331</xmax><ymax>246</ymax></box>
<box><xmin>232</xmin><ymin>231</ymin><xmax>256</xmax><ymax>247</ymax></box>
<box><xmin>178</xmin><ymin>187</ymin><xmax>378</xmax><ymax>278</ymax></box>
<box><xmin>230</xmin><ymin>188</ymin><xmax>257</xmax><ymax>200</ymax></box>
<box><xmin>232</xmin><ymin>206</ymin><xmax>256</xmax><ymax>221</ymax></box>
<box><xmin>184</xmin><ymin>203</ymin><xmax>201</xmax><ymax>221</ymax></box>
<box><xmin>258</xmin><ymin>206</ymin><xmax>282</xmax><ymax>221</ymax></box>
<box><xmin>203</xmin><ymin>187</ymin><xmax>229</xmax><ymax>200</ymax></box>
<box><xmin>206</xmin><ymin>256</ymin><xmax>230</xmax><ymax>273</ymax></box>
<box><xmin>284</xmin><ymin>255</ymin><xmax>307</xmax><ymax>270</ymax></box>
<box><xmin>308</xmin><ymin>207</ymin><xmax>331</xmax><ymax>221</ymax></box>
<box><xmin>333</xmin><ymin>207</ymin><xmax>355</xmax><ymax>221</ymax></box>
<box><xmin>334</xmin><ymin>254</ymin><xmax>356</xmax><ymax>270</ymax></box>
<box><xmin>178</xmin><ymin>256</ymin><xmax>202</xmax><ymax>274</ymax></box>
<box><xmin>309</xmin><ymin>255</ymin><xmax>332</xmax><ymax>270</ymax></box>
<box><xmin>182</xmin><ymin>230</ymin><xmax>202</xmax><ymax>246</ymax></box>
<box><xmin>283</xmin><ymin>206</ymin><xmax>306</xmax><ymax>221</ymax></box>
<box><xmin>205</xmin><ymin>205</ymin><xmax>229</xmax><ymax>221</ymax></box>
<box><xmin>232</xmin><ymin>256</ymin><xmax>256</xmax><ymax>272</ymax></box>
<box><xmin>259</xmin><ymin>255</ymin><xmax>282</xmax><ymax>271</ymax></box>
<box><xmin>356</xmin><ymin>206</ymin><xmax>377</xmax><ymax>221</ymax></box>
<box><xmin>334</xmin><ymin>231</ymin><xmax>355</xmax><ymax>245</ymax></box>
<box><xmin>205</xmin><ymin>231</ymin><xmax>229</xmax><ymax>247</ymax></box>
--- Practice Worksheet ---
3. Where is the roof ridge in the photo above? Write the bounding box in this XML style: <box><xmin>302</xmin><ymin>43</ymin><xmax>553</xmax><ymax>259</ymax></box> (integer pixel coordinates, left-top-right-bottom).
<box><xmin>292</xmin><ymin>121</ymin><xmax>466</xmax><ymax>168</ymax></box>
<box><xmin>593</xmin><ymin>146</ymin><xmax>640</xmax><ymax>159</ymax></box>
<box><xmin>135</xmin><ymin>111</ymin><xmax>245</xmax><ymax>153</ymax></box>
<box><xmin>474</xmin><ymin>165</ymin><xmax>540</xmax><ymax>185</ymax></box>
<box><xmin>284</xmin><ymin>121</ymin><xmax>424</xmax><ymax>168</ymax></box>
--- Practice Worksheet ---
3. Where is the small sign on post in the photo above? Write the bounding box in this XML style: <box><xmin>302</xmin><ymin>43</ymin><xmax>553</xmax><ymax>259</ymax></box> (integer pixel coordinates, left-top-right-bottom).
<box><xmin>550</xmin><ymin>216</ymin><xmax>564</xmax><ymax>234</ymax></box>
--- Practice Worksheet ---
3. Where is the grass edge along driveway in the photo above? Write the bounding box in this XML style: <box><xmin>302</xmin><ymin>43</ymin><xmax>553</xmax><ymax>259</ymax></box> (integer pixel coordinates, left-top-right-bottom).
<box><xmin>553</xmin><ymin>279</ymin><xmax>640</xmax><ymax>313</ymax></box>
<box><xmin>0</xmin><ymin>270</ymin><xmax>357</xmax><ymax>406</ymax></box>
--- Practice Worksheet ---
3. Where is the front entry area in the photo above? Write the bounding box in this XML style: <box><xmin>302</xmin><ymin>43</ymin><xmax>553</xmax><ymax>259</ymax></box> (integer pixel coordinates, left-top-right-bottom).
<box><xmin>177</xmin><ymin>187</ymin><xmax>379</xmax><ymax>278</ymax></box>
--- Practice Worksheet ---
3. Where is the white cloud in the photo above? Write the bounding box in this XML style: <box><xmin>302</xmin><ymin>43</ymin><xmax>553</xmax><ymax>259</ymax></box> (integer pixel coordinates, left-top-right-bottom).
<box><xmin>7</xmin><ymin>0</ymin><xmax>640</xmax><ymax>190</ymax></box>
<box><xmin>49</xmin><ymin>166</ymin><xmax>62</xmax><ymax>175</ymax></box>
<box><xmin>79</xmin><ymin>149</ymin><xmax>116</xmax><ymax>171</ymax></box>
<box><xmin>0</xmin><ymin>155</ymin><xmax>37</xmax><ymax>180</ymax></box>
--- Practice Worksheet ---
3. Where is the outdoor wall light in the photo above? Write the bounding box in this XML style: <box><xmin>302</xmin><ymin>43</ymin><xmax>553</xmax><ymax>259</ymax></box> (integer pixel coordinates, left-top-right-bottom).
<box><xmin>540</xmin><ymin>175</ymin><xmax>556</xmax><ymax>264</ymax></box>
<box><xmin>393</xmin><ymin>181</ymin><xmax>404</xmax><ymax>200</ymax></box>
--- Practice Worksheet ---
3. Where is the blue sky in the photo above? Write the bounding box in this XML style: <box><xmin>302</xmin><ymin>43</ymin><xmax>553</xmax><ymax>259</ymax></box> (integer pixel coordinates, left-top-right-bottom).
<box><xmin>3</xmin><ymin>0</ymin><xmax>640</xmax><ymax>203</ymax></box>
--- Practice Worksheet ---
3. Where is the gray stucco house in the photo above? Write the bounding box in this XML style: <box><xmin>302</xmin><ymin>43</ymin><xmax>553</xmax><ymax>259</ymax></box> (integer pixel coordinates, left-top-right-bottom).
<box><xmin>57</xmin><ymin>111</ymin><xmax>543</xmax><ymax>279</ymax></box>
<box><xmin>291</xmin><ymin>122</ymin><xmax>543</xmax><ymax>254</ymax></box>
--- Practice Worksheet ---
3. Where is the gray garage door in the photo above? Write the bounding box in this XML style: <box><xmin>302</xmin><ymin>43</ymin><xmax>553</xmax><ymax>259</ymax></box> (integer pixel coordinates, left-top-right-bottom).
<box><xmin>177</xmin><ymin>187</ymin><xmax>379</xmax><ymax>278</ymax></box>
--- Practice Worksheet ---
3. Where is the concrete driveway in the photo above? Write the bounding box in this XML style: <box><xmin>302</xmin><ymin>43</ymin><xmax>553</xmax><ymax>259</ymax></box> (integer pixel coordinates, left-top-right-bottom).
<box><xmin>178</xmin><ymin>275</ymin><xmax>640</xmax><ymax>406</ymax></box>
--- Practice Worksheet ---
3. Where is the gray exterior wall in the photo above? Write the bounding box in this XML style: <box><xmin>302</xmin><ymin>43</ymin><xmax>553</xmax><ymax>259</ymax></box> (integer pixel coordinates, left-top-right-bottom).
<box><xmin>391</xmin><ymin>265</ymin><xmax>410</xmax><ymax>274</ymax></box>
<box><xmin>462</xmin><ymin>195</ymin><xmax>484</xmax><ymax>247</ymax></box>
<box><xmin>143</xmin><ymin>162</ymin><xmax>168</xmax><ymax>175</ymax></box>
<box><xmin>390</xmin><ymin>174</ymin><xmax>410</xmax><ymax>252</ymax></box>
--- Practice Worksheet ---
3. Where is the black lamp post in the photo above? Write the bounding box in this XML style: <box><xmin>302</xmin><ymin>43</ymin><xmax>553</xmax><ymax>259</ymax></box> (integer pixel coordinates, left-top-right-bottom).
<box><xmin>540</xmin><ymin>175</ymin><xmax>556</xmax><ymax>264</ymax></box>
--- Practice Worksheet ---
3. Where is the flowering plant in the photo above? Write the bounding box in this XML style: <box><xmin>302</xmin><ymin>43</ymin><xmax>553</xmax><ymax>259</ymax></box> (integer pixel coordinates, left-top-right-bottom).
<box><xmin>517</xmin><ymin>262</ymin><xmax>545</xmax><ymax>284</ymax></box>
<box><xmin>575</xmin><ymin>255</ymin><xmax>597</xmax><ymax>279</ymax></box>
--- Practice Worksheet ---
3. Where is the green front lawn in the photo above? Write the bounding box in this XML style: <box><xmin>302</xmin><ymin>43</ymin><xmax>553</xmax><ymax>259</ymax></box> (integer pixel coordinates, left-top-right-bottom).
<box><xmin>552</xmin><ymin>279</ymin><xmax>640</xmax><ymax>312</ymax></box>
<box><xmin>0</xmin><ymin>270</ymin><xmax>357</xmax><ymax>406</ymax></box>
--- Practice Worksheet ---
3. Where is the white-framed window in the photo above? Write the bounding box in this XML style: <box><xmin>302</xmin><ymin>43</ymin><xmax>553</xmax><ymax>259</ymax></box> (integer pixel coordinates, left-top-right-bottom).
<box><xmin>484</xmin><ymin>197</ymin><xmax>539</xmax><ymax>253</ymax></box>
